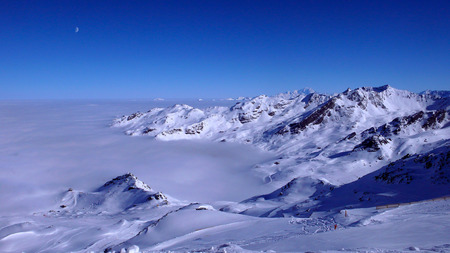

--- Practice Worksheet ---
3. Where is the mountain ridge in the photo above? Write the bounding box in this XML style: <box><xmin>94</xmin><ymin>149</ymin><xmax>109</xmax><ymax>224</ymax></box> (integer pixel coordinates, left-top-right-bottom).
<box><xmin>113</xmin><ymin>86</ymin><xmax>449</xmax><ymax>192</ymax></box>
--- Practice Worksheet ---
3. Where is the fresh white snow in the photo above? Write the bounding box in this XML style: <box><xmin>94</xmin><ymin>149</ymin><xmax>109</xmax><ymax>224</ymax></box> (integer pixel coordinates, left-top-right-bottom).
<box><xmin>0</xmin><ymin>86</ymin><xmax>449</xmax><ymax>252</ymax></box>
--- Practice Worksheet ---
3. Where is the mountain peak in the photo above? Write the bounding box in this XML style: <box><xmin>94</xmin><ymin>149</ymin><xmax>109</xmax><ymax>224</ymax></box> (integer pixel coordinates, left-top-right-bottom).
<box><xmin>99</xmin><ymin>173</ymin><xmax>152</xmax><ymax>192</ymax></box>
<box><xmin>276</xmin><ymin>88</ymin><xmax>316</xmax><ymax>99</ymax></box>
<box><xmin>372</xmin><ymin>84</ymin><xmax>392</xmax><ymax>92</ymax></box>
<box><xmin>298</xmin><ymin>87</ymin><xmax>315</xmax><ymax>95</ymax></box>
<box><xmin>60</xmin><ymin>173</ymin><xmax>171</xmax><ymax>214</ymax></box>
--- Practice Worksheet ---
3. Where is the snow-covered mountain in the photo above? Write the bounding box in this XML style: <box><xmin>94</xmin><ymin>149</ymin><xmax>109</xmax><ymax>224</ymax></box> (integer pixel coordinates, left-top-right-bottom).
<box><xmin>1</xmin><ymin>86</ymin><xmax>449</xmax><ymax>253</ymax></box>
<box><xmin>59</xmin><ymin>173</ymin><xmax>175</xmax><ymax>214</ymax></box>
<box><xmin>114</xmin><ymin>85</ymin><xmax>447</xmax><ymax>143</ymax></box>
<box><xmin>114</xmin><ymin>85</ymin><xmax>449</xmax><ymax>190</ymax></box>
<box><xmin>228</xmin><ymin>143</ymin><xmax>450</xmax><ymax>218</ymax></box>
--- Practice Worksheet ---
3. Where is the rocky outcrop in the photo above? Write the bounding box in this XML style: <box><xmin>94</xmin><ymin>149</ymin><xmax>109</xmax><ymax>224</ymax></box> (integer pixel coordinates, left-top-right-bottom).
<box><xmin>375</xmin><ymin>147</ymin><xmax>450</xmax><ymax>184</ymax></box>
<box><xmin>354</xmin><ymin>135</ymin><xmax>390</xmax><ymax>152</ymax></box>
<box><xmin>286</xmin><ymin>98</ymin><xmax>337</xmax><ymax>134</ymax></box>
<box><xmin>423</xmin><ymin>110</ymin><xmax>447</xmax><ymax>129</ymax></box>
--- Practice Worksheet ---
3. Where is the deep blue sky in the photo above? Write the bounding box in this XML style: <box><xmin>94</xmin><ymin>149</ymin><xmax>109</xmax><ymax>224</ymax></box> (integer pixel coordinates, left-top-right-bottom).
<box><xmin>1</xmin><ymin>0</ymin><xmax>449</xmax><ymax>99</ymax></box>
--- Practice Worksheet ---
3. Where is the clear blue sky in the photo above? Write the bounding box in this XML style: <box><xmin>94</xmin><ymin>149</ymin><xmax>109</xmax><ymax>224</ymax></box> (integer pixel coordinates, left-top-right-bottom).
<box><xmin>1</xmin><ymin>0</ymin><xmax>449</xmax><ymax>99</ymax></box>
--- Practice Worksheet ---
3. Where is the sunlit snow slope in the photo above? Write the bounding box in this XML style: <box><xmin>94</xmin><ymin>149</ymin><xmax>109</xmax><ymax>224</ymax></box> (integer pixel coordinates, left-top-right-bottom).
<box><xmin>115</xmin><ymin>85</ymin><xmax>449</xmax><ymax>189</ymax></box>
<box><xmin>1</xmin><ymin>86</ymin><xmax>449</xmax><ymax>253</ymax></box>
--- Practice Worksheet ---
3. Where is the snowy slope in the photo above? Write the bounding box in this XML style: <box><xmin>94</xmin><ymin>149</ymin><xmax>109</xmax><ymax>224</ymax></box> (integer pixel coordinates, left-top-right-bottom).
<box><xmin>114</xmin><ymin>85</ymin><xmax>448</xmax><ymax>144</ymax></box>
<box><xmin>230</xmin><ymin>143</ymin><xmax>450</xmax><ymax>218</ymax></box>
<box><xmin>1</xmin><ymin>86</ymin><xmax>449</xmax><ymax>253</ymax></box>
<box><xmin>59</xmin><ymin>173</ymin><xmax>177</xmax><ymax>214</ymax></box>
<box><xmin>0</xmin><ymin>174</ymin><xmax>187</xmax><ymax>253</ymax></box>
<box><xmin>114</xmin><ymin>85</ymin><xmax>450</xmax><ymax>190</ymax></box>
<box><xmin>2</xmin><ymin>173</ymin><xmax>448</xmax><ymax>253</ymax></box>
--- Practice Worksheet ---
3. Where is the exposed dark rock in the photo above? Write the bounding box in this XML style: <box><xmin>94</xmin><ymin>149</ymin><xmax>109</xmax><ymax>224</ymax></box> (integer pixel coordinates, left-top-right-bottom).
<box><xmin>342</xmin><ymin>132</ymin><xmax>357</xmax><ymax>141</ymax></box>
<box><xmin>238</xmin><ymin>113</ymin><xmax>251</xmax><ymax>124</ymax></box>
<box><xmin>423</xmin><ymin>110</ymin><xmax>446</xmax><ymax>129</ymax></box>
<box><xmin>288</xmin><ymin>98</ymin><xmax>337</xmax><ymax>134</ymax></box>
<box><xmin>238</xmin><ymin>111</ymin><xmax>262</xmax><ymax>124</ymax></box>
<box><xmin>143</xmin><ymin>127</ymin><xmax>156</xmax><ymax>134</ymax></box>
<box><xmin>273</xmin><ymin>102</ymin><xmax>288</xmax><ymax>110</ymax></box>
<box><xmin>274</xmin><ymin>125</ymin><xmax>290</xmax><ymax>135</ymax></box>
<box><xmin>127</xmin><ymin>112</ymin><xmax>143</xmax><ymax>121</ymax></box>
<box><xmin>375</xmin><ymin>148</ymin><xmax>450</xmax><ymax>184</ymax></box>
<box><xmin>185</xmin><ymin>122</ymin><xmax>204</xmax><ymax>135</ymax></box>
<box><xmin>353</xmin><ymin>135</ymin><xmax>390</xmax><ymax>152</ymax></box>
<box><xmin>359</xmin><ymin>110</ymin><xmax>437</xmax><ymax>140</ymax></box>
<box><xmin>402</xmin><ymin>154</ymin><xmax>412</xmax><ymax>159</ymax></box>
<box><xmin>147</xmin><ymin>192</ymin><xmax>167</xmax><ymax>201</ymax></box>
<box><xmin>378</xmin><ymin>111</ymin><xmax>425</xmax><ymax>136</ymax></box>
<box><xmin>406</xmin><ymin>111</ymin><xmax>425</xmax><ymax>125</ymax></box>
<box><xmin>361</xmin><ymin>127</ymin><xmax>376</xmax><ymax>138</ymax></box>
<box><xmin>162</xmin><ymin>128</ymin><xmax>182</xmax><ymax>135</ymax></box>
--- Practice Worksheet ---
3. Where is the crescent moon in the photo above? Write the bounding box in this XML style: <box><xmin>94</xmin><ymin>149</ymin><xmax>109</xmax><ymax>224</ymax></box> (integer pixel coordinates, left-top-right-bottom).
<box><xmin>75</xmin><ymin>27</ymin><xmax>79</xmax><ymax>33</ymax></box>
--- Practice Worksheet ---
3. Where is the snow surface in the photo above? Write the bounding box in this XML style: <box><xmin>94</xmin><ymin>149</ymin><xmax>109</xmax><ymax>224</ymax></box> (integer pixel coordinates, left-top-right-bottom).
<box><xmin>1</xmin><ymin>86</ymin><xmax>449</xmax><ymax>252</ymax></box>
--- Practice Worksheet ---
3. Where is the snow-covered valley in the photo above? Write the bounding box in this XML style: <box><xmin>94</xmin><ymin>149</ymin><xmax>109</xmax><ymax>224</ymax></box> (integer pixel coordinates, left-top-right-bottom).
<box><xmin>1</xmin><ymin>86</ymin><xmax>449</xmax><ymax>252</ymax></box>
